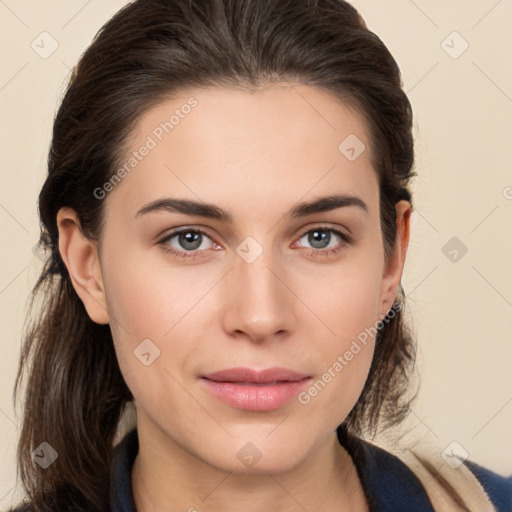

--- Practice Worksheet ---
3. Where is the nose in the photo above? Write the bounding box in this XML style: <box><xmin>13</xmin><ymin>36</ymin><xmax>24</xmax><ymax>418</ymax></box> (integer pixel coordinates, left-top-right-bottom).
<box><xmin>221</xmin><ymin>243</ymin><xmax>297</xmax><ymax>344</ymax></box>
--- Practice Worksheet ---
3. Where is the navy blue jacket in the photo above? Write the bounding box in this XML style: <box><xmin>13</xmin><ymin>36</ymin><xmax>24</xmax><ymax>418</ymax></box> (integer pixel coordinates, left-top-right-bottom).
<box><xmin>110</xmin><ymin>427</ymin><xmax>512</xmax><ymax>511</ymax></box>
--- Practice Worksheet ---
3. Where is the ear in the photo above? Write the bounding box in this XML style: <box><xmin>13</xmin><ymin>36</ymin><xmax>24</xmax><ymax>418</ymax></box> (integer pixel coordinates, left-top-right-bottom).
<box><xmin>378</xmin><ymin>200</ymin><xmax>412</xmax><ymax>317</ymax></box>
<box><xmin>56</xmin><ymin>207</ymin><xmax>109</xmax><ymax>325</ymax></box>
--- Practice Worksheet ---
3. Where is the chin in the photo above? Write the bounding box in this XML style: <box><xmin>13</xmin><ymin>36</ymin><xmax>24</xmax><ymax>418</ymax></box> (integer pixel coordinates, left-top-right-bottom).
<box><xmin>201</xmin><ymin>436</ymin><xmax>312</xmax><ymax>476</ymax></box>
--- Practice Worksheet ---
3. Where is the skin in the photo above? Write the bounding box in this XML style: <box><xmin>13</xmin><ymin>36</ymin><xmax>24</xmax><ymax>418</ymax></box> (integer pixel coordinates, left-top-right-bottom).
<box><xmin>57</xmin><ymin>83</ymin><xmax>411</xmax><ymax>511</ymax></box>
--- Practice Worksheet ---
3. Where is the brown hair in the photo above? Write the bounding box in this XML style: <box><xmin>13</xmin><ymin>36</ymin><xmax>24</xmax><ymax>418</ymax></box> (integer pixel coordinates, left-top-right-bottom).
<box><xmin>10</xmin><ymin>0</ymin><xmax>466</xmax><ymax>510</ymax></box>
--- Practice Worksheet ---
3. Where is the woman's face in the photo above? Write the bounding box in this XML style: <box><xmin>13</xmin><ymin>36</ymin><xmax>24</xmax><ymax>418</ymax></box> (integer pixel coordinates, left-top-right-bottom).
<box><xmin>60</xmin><ymin>83</ymin><xmax>410</xmax><ymax>473</ymax></box>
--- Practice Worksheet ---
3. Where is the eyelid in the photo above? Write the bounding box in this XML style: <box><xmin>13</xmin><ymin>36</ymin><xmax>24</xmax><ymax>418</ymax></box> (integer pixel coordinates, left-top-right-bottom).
<box><xmin>158</xmin><ymin>226</ymin><xmax>218</xmax><ymax>249</ymax></box>
<box><xmin>157</xmin><ymin>226</ymin><xmax>218</xmax><ymax>260</ymax></box>
<box><xmin>158</xmin><ymin>223</ymin><xmax>353</xmax><ymax>258</ymax></box>
<box><xmin>295</xmin><ymin>223</ymin><xmax>353</xmax><ymax>244</ymax></box>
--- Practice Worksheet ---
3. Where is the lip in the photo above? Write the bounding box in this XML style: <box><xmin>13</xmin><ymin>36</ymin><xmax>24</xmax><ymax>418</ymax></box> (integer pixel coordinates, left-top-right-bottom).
<box><xmin>200</xmin><ymin>367</ymin><xmax>312</xmax><ymax>411</ymax></box>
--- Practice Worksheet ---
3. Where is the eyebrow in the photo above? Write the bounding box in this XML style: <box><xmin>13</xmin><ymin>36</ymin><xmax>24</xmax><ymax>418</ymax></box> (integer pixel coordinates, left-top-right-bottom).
<box><xmin>134</xmin><ymin>194</ymin><xmax>368</xmax><ymax>222</ymax></box>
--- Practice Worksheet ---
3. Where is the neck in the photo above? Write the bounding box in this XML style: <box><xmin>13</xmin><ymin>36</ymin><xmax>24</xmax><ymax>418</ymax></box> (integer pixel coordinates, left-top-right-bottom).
<box><xmin>131</xmin><ymin>418</ymin><xmax>369</xmax><ymax>512</ymax></box>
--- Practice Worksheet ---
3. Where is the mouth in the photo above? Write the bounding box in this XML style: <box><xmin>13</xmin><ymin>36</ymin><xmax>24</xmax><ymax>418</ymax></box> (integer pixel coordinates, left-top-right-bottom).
<box><xmin>225</xmin><ymin>381</ymin><xmax>290</xmax><ymax>386</ymax></box>
<box><xmin>199</xmin><ymin>367</ymin><xmax>312</xmax><ymax>411</ymax></box>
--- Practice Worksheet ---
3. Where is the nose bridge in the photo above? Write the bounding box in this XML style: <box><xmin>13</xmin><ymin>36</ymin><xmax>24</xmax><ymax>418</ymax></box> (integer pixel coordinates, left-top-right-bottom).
<box><xmin>224</xmin><ymin>236</ymin><xmax>294</xmax><ymax>339</ymax></box>
<box><xmin>239</xmin><ymin>249</ymin><xmax>278</xmax><ymax>299</ymax></box>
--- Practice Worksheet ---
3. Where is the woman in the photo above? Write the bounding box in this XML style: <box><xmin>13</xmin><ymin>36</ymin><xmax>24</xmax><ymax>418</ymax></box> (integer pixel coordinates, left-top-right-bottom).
<box><xmin>8</xmin><ymin>0</ymin><xmax>511</xmax><ymax>511</ymax></box>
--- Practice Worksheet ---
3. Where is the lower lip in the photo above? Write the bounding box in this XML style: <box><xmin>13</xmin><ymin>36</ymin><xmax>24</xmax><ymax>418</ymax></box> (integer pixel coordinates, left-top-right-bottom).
<box><xmin>200</xmin><ymin>377</ymin><xmax>312</xmax><ymax>411</ymax></box>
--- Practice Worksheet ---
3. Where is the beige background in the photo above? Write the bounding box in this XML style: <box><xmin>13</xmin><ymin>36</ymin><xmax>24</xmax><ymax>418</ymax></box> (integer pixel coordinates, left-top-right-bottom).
<box><xmin>1</xmin><ymin>0</ymin><xmax>511</xmax><ymax>507</ymax></box>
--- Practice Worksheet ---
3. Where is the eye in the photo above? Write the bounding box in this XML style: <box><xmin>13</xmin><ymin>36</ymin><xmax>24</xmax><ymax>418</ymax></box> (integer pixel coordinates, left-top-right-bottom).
<box><xmin>295</xmin><ymin>226</ymin><xmax>352</xmax><ymax>257</ymax></box>
<box><xmin>158</xmin><ymin>225</ymin><xmax>352</xmax><ymax>260</ymax></box>
<box><xmin>158</xmin><ymin>227</ymin><xmax>219</xmax><ymax>259</ymax></box>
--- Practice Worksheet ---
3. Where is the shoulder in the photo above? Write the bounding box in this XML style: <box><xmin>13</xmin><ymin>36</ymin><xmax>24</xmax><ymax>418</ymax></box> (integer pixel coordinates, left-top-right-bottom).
<box><xmin>338</xmin><ymin>428</ymin><xmax>437</xmax><ymax>509</ymax></box>
<box><xmin>398</xmin><ymin>442</ymin><xmax>512</xmax><ymax>512</ymax></box>
<box><xmin>463</xmin><ymin>459</ymin><xmax>512</xmax><ymax>511</ymax></box>
<box><xmin>340</xmin><ymin>427</ymin><xmax>511</xmax><ymax>512</ymax></box>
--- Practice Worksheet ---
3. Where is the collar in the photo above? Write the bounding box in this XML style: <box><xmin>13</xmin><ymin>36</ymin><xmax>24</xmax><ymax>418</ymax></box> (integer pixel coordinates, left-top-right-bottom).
<box><xmin>110</xmin><ymin>426</ymin><xmax>435</xmax><ymax>512</ymax></box>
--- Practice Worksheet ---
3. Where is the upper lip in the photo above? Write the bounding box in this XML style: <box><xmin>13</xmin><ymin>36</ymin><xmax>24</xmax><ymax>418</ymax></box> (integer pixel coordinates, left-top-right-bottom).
<box><xmin>201</xmin><ymin>367</ymin><xmax>311</xmax><ymax>384</ymax></box>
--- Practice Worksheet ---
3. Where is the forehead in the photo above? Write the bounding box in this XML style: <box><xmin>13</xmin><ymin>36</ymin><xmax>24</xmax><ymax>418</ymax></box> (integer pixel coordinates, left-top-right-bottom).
<box><xmin>106</xmin><ymin>83</ymin><xmax>378</xmax><ymax>220</ymax></box>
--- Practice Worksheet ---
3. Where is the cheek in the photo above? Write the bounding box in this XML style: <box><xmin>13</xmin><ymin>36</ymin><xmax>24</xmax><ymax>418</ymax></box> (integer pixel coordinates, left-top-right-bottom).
<box><xmin>100</xmin><ymin>252</ymin><xmax>215</xmax><ymax>396</ymax></box>
<box><xmin>101</xmin><ymin>255</ymin><xmax>219</xmax><ymax>455</ymax></box>
<box><xmin>299</xmin><ymin>252</ymin><xmax>383</xmax><ymax>345</ymax></box>
<box><xmin>292</xmin><ymin>252</ymin><xmax>384</xmax><ymax>416</ymax></box>
<box><xmin>295</xmin><ymin>292</ymin><xmax>379</xmax><ymax>431</ymax></box>
<box><xmin>103</xmin><ymin>247</ymin><xmax>216</xmax><ymax>341</ymax></box>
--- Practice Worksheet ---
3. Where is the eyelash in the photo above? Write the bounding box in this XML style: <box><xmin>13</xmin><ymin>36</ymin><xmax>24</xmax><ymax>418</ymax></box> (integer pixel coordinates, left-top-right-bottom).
<box><xmin>158</xmin><ymin>225</ymin><xmax>353</xmax><ymax>260</ymax></box>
